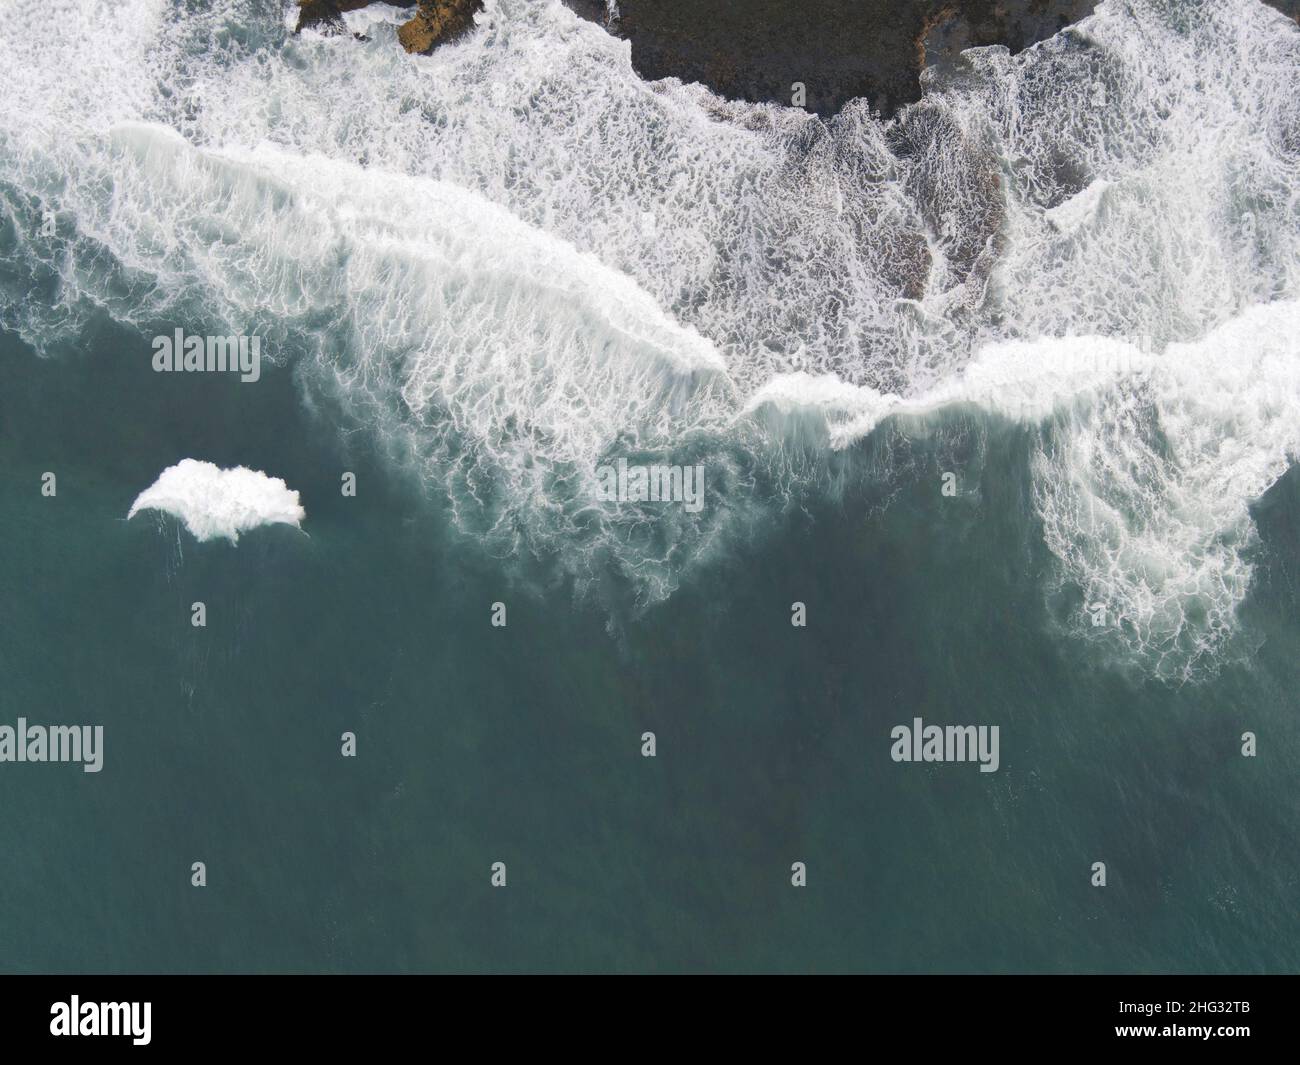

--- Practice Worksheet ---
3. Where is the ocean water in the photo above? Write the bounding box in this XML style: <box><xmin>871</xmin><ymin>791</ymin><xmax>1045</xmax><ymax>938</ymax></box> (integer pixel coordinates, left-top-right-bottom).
<box><xmin>0</xmin><ymin>0</ymin><xmax>1298</xmax><ymax>972</ymax></box>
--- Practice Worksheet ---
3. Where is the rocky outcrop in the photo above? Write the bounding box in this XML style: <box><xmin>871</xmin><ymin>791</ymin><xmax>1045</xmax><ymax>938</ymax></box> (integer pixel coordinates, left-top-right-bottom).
<box><xmin>585</xmin><ymin>0</ymin><xmax>1300</xmax><ymax>118</ymax></box>
<box><xmin>396</xmin><ymin>0</ymin><xmax>485</xmax><ymax>54</ymax></box>
<box><xmin>592</xmin><ymin>0</ymin><xmax>1100</xmax><ymax>118</ymax></box>
<box><xmin>294</xmin><ymin>0</ymin><xmax>1300</xmax><ymax>115</ymax></box>
<box><xmin>293</xmin><ymin>0</ymin><xmax>482</xmax><ymax>51</ymax></box>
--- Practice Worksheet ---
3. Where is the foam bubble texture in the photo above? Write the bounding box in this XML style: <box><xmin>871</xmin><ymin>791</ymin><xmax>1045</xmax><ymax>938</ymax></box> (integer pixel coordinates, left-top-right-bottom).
<box><xmin>1</xmin><ymin>0</ymin><xmax>1298</xmax><ymax>663</ymax></box>
<box><xmin>128</xmin><ymin>459</ymin><xmax>306</xmax><ymax>543</ymax></box>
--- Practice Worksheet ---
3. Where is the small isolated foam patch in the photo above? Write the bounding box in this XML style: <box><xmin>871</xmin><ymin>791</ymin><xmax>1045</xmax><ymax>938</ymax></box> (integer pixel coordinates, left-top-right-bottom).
<box><xmin>128</xmin><ymin>459</ymin><xmax>305</xmax><ymax>543</ymax></box>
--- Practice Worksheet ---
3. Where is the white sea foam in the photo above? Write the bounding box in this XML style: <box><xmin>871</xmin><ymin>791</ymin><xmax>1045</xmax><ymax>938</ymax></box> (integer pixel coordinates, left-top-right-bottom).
<box><xmin>128</xmin><ymin>459</ymin><xmax>306</xmax><ymax>543</ymax></box>
<box><xmin>338</xmin><ymin>3</ymin><xmax>413</xmax><ymax>34</ymax></box>
<box><xmin>1043</xmin><ymin>179</ymin><xmax>1114</xmax><ymax>235</ymax></box>
<box><xmin>743</xmin><ymin>331</ymin><xmax>1144</xmax><ymax>447</ymax></box>
<box><xmin>749</xmin><ymin>296</ymin><xmax>1300</xmax><ymax>678</ymax></box>
<box><xmin>1034</xmin><ymin>301</ymin><xmax>1300</xmax><ymax>679</ymax></box>
<box><xmin>1</xmin><ymin>0</ymin><xmax>1298</xmax><ymax>666</ymax></box>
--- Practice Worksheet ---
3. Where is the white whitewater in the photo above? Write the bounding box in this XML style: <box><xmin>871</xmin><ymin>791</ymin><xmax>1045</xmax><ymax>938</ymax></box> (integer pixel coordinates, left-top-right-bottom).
<box><xmin>128</xmin><ymin>459</ymin><xmax>305</xmax><ymax>543</ymax></box>
<box><xmin>1</xmin><ymin>0</ymin><xmax>1298</xmax><ymax>674</ymax></box>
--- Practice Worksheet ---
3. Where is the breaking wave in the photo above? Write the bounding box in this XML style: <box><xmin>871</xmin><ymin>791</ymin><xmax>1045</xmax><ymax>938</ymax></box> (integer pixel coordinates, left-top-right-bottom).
<box><xmin>128</xmin><ymin>458</ymin><xmax>305</xmax><ymax>543</ymax></box>
<box><xmin>1</xmin><ymin>0</ymin><xmax>1297</xmax><ymax>675</ymax></box>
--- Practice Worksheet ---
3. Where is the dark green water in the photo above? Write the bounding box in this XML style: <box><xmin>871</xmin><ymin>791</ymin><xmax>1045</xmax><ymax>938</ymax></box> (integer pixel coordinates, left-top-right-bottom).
<box><xmin>3</xmin><ymin>320</ymin><xmax>1298</xmax><ymax>973</ymax></box>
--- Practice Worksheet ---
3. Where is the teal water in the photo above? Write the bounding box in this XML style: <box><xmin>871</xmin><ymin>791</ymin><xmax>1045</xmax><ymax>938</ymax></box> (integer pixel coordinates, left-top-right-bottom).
<box><xmin>2</xmin><ymin>0</ymin><xmax>1300</xmax><ymax>974</ymax></box>
<box><xmin>3</xmin><ymin>318</ymin><xmax>1298</xmax><ymax>973</ymax></box>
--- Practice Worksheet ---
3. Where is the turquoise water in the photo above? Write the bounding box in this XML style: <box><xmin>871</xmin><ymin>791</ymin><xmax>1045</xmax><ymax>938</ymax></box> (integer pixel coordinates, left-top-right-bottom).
<box><xmin>3</xmin><ymin>319</ymin><xmax>1298</xmax><ymax>972</ymax></box>
<box><xmin>1</xmin><ymin>0</ymin><xmax>1299</xmax><ymax>972</ymax></box>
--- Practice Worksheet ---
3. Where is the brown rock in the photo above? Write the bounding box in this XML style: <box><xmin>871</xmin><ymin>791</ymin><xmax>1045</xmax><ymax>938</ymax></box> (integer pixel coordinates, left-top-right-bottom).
<box><xmin>397</xmin><ymin>0</ymin><xmax>485</xmax><ymax>55</ymax></box>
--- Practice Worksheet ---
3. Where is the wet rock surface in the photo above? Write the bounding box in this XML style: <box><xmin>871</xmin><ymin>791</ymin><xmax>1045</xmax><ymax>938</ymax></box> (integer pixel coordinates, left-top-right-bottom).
<box><xmin>571</xmin><ymin>0</ymin><xmax>1300</xmax><ymax>118</ymax></box>
<box><xmin>295</xmin><ymin>0</ymin><xmax>482</xmax><ymax>52</ymax></box>
<box><xmin>577</xmin><ymin>0</ymin><xmax>1101</xmax><ymax>117</ymax></box>
<box><xmin>297</xmin><ymin>1</ymin><xmax>1300</xmax><ymax>118</ymax></box>
<box><xmin>396</xmin><ymin>0</ymin><xmax>485</xmax><ymax>54</ymax></box>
